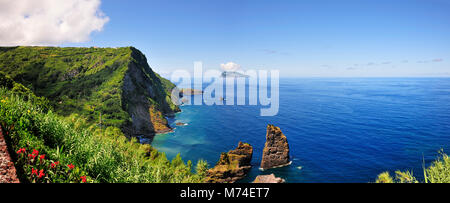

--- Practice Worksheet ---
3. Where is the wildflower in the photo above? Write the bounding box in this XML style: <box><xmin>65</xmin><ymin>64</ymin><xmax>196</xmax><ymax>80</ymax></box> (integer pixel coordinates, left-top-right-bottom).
<box><xmin>1</xmin><ymin>99</ymin><xmax>5</xmax><ymax>103</ymax></box>
<box><xmin>67</xmin><ymin>164</ymin><xmax>74</xmax><ymax>170</ymax></box>
<box><xmin>38</xmin><ymin>169</ymin><xmax>45</xmax><ymax>179</ymax></box>
<box><xmin>80</xmin><ymin>176</ymin><xmax>87</xmax><ymax>183</ymax></box>
<box><xmin>28</xmin><ymin>153</ymin><xmax>37</xmax><ymax>159</ymax></box>
<box><xmin>28</xmin><ymin>149</ymin><xmax>39</xmax><ymax>159</ymax></box>
<box><xmin>27</xmin><ymin>110</ymin><xmax>31</xmax><ymax>113</ymax></box>
<box><xmin>31</xmin><ymin>168</ymin><xmax>38</xmax><ymax>176</ymax></box>
<box><xmin>16</xmin><ymin>148</ymin><xmax>26</xmax><ymax>154</ymax></box>
<box><xmin>39</xmin><ymin>154</ymin><xmax>45</xmax><ymax>160</ymax></box>
<box><xmin>50</xmin><ymin>161</ymin><xmax>59</xmax><ymax>169</ymax></box>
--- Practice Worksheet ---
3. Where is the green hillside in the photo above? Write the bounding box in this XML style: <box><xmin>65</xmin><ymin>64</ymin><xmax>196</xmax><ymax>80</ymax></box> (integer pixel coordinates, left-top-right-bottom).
<box><xmin>0</xmin><ymin>46</ymin><xmax>208</xmax><ymax>183</ymax></box>
<box><xmin>0</xmin><ymin>87</ymin><xmax>206</xmax><ymax>183</ymax></box>
<box><xmin>0</xmin><ymin>46</ymin><xmax>179</xmax><ymax>139</ymax></box>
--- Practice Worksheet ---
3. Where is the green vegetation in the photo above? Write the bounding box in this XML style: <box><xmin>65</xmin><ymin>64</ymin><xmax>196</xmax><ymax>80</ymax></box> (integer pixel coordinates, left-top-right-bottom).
<box><xmin>0</xmin><ymin>88</ymin><xmax>207</xmax><ymax>183</ymax></box>
<box><xmin>0</xmin><ymin>46</ymin><xmax>206</xmax><ymax>183</ymax></box>
<box><xmin>5</xmin><ymin>46</ymin><xmax>448</xmax><ymax>183</ymax></box>
<box><xmin>0</xmin><ymin>71</ymin><xmax>49</xmax><ymax>110</ymax></box>
<box><xmin>376</xmin><ymin>152</ymin><xmax>450</xmax><ymax>183</ymax></box>
<box><xmin>0</xmin><ymin>46</ymin><xmax>179</xmax><ymax>134</ymax></box>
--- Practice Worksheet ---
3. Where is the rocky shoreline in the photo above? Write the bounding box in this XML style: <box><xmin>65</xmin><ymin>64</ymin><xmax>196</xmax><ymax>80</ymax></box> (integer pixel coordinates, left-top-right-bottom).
<box><xmin>179</xmin><ymin>88</ymin><xmax>204</xmax><ymax>96</ymax></box>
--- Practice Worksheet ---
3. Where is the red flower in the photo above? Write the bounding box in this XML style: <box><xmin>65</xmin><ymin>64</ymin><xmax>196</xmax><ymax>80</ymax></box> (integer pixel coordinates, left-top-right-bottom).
<box><xmin>16</xmin><ymin>148</ymin><xmax>26</xmax><ymax>154</ymax></box>
<box><xmin>67</xmin><ymin>164</ymin><xmax>74</xmax><ymax>170</ymax></box>
<box><xmin>31</xmin><ymin>168</ymin><xmax>38</xmax><ymax>176</ymax></box>
<box><xmin>39</xmin><ymin>154</ymin><xmax>45</xmax><ymax>160</ymax></box>
<box><xmin>50</xmin><ymin>161</ymin><xmax>59</xmax><ymax>169</ymax></box>
<box><xmin>38</xmin><ymin>169</ymin><xmax>45</xmax><ymax>179</ymax></box>
<box><xmin>28</xmin><ymin>149</ymin><xmax>39</xmax><ymax>159</ymax></box>
<box><xmin>80</xmin><ymin>176</ymin><xmax>87</xmax><ymax>183</ymax></box>
<box><xmin>28</xmin><ymin>153</ymin><xmax>37</xmax><ymax>159</ymax></box>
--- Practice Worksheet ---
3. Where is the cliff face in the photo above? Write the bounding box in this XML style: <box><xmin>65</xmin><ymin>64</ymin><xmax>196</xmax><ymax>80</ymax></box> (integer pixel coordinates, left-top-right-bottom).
<box><xmin>0</xmin><ymin>46</ymin><xmax>179</xmax><ymax>140</ymax></box>
<box><xmin>206</xmin><ymin>142</ymin><xmax>253</xmax><ymax>183</ymax></box>
<box><xmin>260</xmin><ymin>124</ymin><xmax>290</xmax><ymax>170</ymax></box>
<box><xmin>121</xmin><ymin>48</ymin><xmax>180</xmax><ymax>137</ymax></box>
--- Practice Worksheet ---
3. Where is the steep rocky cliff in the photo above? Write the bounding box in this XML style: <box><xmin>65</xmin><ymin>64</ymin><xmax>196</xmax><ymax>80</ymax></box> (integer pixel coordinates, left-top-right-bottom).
<box><xmin>121</xmin><ymin>47</ymin><xmax>180</xmax><ymax>137</ymax></box>
<box><xmin>0</xmin><ymin>46</ymin><xmax>179</xmax><ymax>140</ymax></box>
<box><xmin>205</xmin><ymin>142</ymin><xmax>253</xmax><ymax>183</ymax></box>
<box><xmin>260</xmin><ymin>124</ymin><xmax>291</xmax><ymax>170</ymax></box>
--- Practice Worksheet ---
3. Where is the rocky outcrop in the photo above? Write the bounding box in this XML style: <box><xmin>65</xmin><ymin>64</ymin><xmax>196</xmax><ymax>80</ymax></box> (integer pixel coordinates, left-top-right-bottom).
<box><xmin>253</xmin><ymin>174</ymin><xmax>285</xmax><ymax>183</ymax></box>
<box><xmin>205</xmin><ymin>142</ymin><xmax>253</xmax><ymax>183</ymax></box>
<box><xmin>260</xmin><ymin>125</ymin><xmax>290</xmax><ymax>170</ymax></box>
<box><xmin>179</xmin><ymin>88</ymin><xmax>203</xmax><ymax>96</ymax></box>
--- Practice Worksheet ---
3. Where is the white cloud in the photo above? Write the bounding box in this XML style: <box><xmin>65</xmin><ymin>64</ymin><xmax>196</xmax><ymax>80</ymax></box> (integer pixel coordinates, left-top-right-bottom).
<box><xmin>220</xmin><ymin>62</ymin><xmax>241</xmax><ymax>72</ymax></box>
<box><xmin>0</xmin><ymin>0</ymin><xmax>109</xmax><ymax>46</ymax></box>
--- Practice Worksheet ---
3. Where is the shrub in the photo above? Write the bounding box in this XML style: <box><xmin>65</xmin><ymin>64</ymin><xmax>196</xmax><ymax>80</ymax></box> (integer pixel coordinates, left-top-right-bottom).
<box><xmin>0</xmin><ymin>88</ymin><xmax>206</xmax><ymax>183</ymax></box>
<box><xmin>16</xmin><ymin>148</ymin><xmax>90</xmax><ymax>183</ymax></box>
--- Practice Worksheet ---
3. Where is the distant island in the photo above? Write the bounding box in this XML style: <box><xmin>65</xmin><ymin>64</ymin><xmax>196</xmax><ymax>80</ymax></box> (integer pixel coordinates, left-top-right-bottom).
<box><xmin>221</xmin><ymin>71</ymin><xmax>249</xmax><ymax>78</ymax></box>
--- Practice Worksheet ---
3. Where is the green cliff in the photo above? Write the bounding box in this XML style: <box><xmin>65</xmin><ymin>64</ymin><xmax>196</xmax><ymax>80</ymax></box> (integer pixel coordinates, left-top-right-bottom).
<box><xmin>0</xmin><ymin>46</ymin><xmax>179</xmax><ymax>140</ymax></box>
<box><xmin>0</xmin><ymin>46</ymin><xmax>207</xmax><ymax>183</ymax></box>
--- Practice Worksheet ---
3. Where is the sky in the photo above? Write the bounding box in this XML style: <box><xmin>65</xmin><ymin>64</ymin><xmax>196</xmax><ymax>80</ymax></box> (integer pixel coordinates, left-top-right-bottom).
<box><xmin>1</xmin><ymin>0</ymin><xmax>450</xmax><ymax>77</ymax></box>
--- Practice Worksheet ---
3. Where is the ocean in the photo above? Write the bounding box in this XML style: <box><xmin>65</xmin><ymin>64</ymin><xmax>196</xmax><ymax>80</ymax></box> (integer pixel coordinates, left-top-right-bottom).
<box><xmin>150</xmin><ymin>78</ymin><xmax>450</xmax><ymax>183</ymax></box>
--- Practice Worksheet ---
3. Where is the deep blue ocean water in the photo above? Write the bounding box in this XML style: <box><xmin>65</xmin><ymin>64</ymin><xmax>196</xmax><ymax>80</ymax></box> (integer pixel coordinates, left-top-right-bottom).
<box><xmin>151</xmin><ymin>78</ymin><xmax>450</xmax><ymax>183</ymax></box>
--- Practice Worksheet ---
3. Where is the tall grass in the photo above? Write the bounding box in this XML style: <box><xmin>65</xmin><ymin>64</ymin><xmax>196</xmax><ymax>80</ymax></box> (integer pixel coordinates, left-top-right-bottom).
<box><xmin>0</xmin><ymin>88</ymin><xmax>207</xmax><ymax>183</ymax></box>
<box><xmin>376</xmin><ymin>151</ymin><xmax>450</xmax><ymax>183</ymax></box>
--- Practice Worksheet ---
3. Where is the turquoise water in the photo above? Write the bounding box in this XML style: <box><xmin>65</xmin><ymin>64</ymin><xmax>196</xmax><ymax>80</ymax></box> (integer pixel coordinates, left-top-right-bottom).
<box><xmin>151</xmin><ymin>78</ymin><xmax>450</xmax><ymax>183</ymax></box>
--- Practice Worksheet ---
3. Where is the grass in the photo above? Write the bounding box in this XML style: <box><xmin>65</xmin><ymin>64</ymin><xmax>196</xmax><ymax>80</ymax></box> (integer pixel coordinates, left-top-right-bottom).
<box><xmin>376</xmin><ymin>151</ymin><xmax>450</xmax><ymax>183</ymax></box>
<box><xmin>0</xmin><ymin>46</ymin><xmax>179</xmax><ymax>133</ymax></box>
<box><xmin>0</xmin><ymin>46</ymin><xmax>205</xmax><ymax>183</ymax></box>
<box><xmin>0</xmin><ymin>88</ymin><xmax>207</xmax><ymax>183</ymax></box>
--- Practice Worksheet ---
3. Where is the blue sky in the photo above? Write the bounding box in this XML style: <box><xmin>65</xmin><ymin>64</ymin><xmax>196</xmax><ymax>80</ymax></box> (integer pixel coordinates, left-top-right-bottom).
<box><xmin>62</xmin><ymin>0</ymin><xmax>450</xmax><ymax>77</ymax></box>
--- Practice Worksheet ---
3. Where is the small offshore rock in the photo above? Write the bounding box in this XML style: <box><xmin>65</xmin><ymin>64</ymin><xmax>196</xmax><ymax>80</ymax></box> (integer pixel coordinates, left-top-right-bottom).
<box><xmin>205</xmin><ymin>142</ymin><xmax>253</xmax><ymax>183</ymax></box>
<box><xmin>253</xmin><ymin>174</ymin><xmax>286</xmax><ymax>183</ymax></box>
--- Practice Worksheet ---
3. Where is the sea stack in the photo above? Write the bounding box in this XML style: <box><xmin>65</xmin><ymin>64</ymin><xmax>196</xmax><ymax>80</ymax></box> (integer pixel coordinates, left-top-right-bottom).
<box><xmin>253</xmin><ymin>174</ymin><xmax>286</xmax><ymax>183</ymax></box>
<box><xmin>260</xmin><ymin>124</ymin><xmax>290</xmax><ymax>170</ymax></box>
<box><xmin>205</xmin><ymin>142</ymin><xmax>253</xmax><ymax>183</ymax></box>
